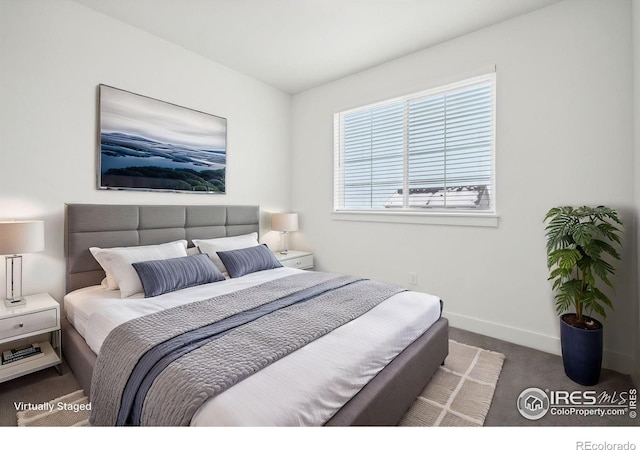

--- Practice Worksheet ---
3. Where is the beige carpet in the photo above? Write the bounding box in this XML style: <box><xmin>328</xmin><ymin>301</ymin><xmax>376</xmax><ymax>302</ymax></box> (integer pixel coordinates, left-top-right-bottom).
<box><xmin>18</xmin><ymin>340</ymin><xmax>504</xmax><ymax>427</ymax></box>
<box><xmin>400</xmin><ymin>340</ymin><xmax>505</xmax><ymax>426</ymax></box>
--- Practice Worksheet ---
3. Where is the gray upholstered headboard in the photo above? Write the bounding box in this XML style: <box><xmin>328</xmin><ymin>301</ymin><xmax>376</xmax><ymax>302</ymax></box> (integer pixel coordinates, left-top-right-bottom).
<box><xmin>65</xmin><ymin>204</ymin><xmax>260</xmax><ymax>294</ymax></box>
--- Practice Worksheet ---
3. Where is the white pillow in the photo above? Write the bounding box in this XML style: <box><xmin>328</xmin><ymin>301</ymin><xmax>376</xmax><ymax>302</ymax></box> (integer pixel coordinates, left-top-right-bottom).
<box><xmin>193</xmin><ymin>232</ymin><xmax>259</xmax><ymax>274</ymax></box>
<box><xmin>90</xmin><ymin>240</ymin><xmax>188</xmax><ymax>298</ymax></box>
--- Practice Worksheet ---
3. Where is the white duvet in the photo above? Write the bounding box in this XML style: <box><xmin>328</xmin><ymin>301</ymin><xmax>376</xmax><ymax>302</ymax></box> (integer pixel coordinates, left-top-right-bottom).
<box><xmin>63</xmin><ymin>267</ymin><xmax>442</xmax><ymax>426</ymax></box>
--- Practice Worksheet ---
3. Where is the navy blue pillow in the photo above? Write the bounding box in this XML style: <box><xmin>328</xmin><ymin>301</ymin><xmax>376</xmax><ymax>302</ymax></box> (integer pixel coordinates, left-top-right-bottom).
<box><xmin>132</xmin><ymin>253</ymin><xmax>225</xmax><ymax>297</ymax></box>
<box><xmin>216</xmin><ymin>244</ymin><xmax>282</xmax><ymax>278</ymax></box>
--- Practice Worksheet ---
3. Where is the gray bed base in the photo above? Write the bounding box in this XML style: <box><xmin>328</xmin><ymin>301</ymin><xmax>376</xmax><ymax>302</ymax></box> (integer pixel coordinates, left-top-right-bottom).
<box><xmin>63</xmin><ymin>203</ymin><xmax>449</xmax><ymax>426</ymax></box>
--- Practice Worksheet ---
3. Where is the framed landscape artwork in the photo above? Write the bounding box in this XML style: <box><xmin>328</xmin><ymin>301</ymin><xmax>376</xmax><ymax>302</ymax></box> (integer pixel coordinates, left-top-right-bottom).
<box><xmin>98</xmin><ymin>85</ymin><xmax>226</xmax><ymax>193</ymax></box>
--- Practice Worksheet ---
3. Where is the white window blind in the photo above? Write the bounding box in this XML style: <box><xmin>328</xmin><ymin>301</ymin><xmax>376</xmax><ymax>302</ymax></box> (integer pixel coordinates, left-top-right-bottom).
<box><xmin>334</xmin><ymin>73</ymin><xmax>496</xmax><ymax>214</ymax></box>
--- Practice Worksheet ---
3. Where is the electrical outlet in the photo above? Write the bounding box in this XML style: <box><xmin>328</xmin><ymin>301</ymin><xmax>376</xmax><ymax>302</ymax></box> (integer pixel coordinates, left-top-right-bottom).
<box><xmin>409</xmin><ymin>272</ymin><xmax>417</xmax><ymax>285</ymax></box>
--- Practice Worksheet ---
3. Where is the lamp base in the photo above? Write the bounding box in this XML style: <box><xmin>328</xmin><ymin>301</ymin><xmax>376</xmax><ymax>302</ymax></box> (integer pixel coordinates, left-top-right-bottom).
<box><xmin>279</xmin><ymin>231</ymin><xmax>289</xmax><ymax>255</ymax></box>
<box><xmin>4</xmin><ymin>297</ymin><xmax>26</xmax><ymax>307</ymax></box>
<box><xmin>6</xmin><ymin>254</ymin><xmax>23</xmax><ymax>302</ymax></box>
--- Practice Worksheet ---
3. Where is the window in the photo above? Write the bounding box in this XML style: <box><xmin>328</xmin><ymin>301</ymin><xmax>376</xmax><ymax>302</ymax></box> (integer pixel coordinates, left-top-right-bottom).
<box><xmin>334</xmin><ymin>73</ymin><xmax>495</xmax><ymax>216</ymax></box>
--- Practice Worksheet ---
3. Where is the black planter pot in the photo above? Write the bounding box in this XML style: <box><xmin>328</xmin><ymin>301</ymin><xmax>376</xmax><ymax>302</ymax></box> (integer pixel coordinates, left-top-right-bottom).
<box><xmin>560</xmin><ymin>314</ymin><xmax>603</xmax><ymax>386</ymax></box>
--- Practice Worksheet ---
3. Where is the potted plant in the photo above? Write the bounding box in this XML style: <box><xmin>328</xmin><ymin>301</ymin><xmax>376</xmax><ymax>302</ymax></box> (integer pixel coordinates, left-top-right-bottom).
<box><xmin>544</xmin><ymin>205</ymin><xmax>622</xmax><ymax>386</ymax></box>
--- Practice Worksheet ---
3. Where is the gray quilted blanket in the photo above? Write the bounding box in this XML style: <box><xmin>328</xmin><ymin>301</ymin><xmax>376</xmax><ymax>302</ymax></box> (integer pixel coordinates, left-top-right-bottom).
<box><xmin>89</xmin><ymin>271</ymin><xmax>403</xmax><ymax>426</ymax></box>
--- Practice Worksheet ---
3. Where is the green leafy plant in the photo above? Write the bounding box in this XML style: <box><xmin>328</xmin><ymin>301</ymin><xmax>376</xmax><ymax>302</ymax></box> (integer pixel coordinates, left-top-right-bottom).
<box><xmin>544</xmin><ymin>206</ymin><xmax>622</xmax><ymax>327</ymax></box>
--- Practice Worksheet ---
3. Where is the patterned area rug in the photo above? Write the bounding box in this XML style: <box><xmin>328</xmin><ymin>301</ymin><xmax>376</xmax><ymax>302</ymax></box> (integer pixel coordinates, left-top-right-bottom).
<box><xmin>17</xmin><ymin>340</ymin><xmax>504</xmax><ymax>427</ymax></box>
<box><xmin>400</xmin><ymin>340</ymin><xmax>505</xmax><ymax>426</ymax></box>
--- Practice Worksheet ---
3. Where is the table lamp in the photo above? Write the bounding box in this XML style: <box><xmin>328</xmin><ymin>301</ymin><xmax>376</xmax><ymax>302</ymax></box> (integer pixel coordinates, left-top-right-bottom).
<box><xmin>271</xmin><ymin>213</ymin><xmax>298</xmax><ymax>255</ymax></box>
<box><xmin>0</xmin><ymin>220</ymin><xmax>45</xmax><ymax>307</ymax></box>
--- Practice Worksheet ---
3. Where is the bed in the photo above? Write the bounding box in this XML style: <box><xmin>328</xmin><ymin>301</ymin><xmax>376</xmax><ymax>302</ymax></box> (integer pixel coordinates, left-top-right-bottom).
<box><xmin>62</xmin><ymin>203</ymin><xmax>448</xmax><ymax>426</ymax></box>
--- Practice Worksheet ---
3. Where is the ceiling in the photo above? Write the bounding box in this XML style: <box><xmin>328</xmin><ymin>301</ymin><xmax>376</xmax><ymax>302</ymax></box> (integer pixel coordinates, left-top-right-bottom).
<box><xmin>73</xmin><ymin>0</ymin><xmax>561</xmax><ymax>94</ymax></box>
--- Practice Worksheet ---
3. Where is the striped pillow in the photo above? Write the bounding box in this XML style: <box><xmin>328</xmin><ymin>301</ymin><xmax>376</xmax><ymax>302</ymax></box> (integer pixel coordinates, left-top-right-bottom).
<box><xmin>132</xmin><ymin>253</ymin><xmax>225</xmax><ymax>298</ymax></box>
<box><xmin>216</xmin><ymin>244</ymin><xmax>282</xmax><ymax>278</ymax></box>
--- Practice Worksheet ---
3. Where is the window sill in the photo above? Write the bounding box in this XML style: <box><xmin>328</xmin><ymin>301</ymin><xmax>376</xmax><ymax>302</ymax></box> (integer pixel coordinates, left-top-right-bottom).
<box><xmin>331</xmin><ymin>210</ymin><xmax>500</xmax><ymax>227</ymax></box>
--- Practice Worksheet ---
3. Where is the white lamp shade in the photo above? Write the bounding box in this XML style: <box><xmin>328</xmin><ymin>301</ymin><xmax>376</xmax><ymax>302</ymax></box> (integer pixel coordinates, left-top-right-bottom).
<box><xmin>271</xmin><ymin>213</ymin><xmax>298</xmax><ymax>232</ymax></box>
<box><xmin>0</xmin><ymin>221</ymin><xmax>45</xmax><ymax>255</ymax></box>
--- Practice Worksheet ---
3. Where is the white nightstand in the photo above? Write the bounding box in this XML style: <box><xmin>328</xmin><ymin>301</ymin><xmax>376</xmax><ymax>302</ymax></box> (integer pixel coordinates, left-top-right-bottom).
<box><xmin>0</xmin><ymin>293</ymin><xmax>61</xmax><ymax>383</ymax></box>
<box><xmin>274</xmin><ymin>250</ymin><xmax>314</xmax><ymax>270</ymax></box>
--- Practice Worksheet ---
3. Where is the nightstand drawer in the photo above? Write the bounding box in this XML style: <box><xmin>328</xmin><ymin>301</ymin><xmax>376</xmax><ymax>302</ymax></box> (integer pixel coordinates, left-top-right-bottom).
<box><xmin>0</xmin><ymin>309</ymin><xmax>58</xmax><ymax>340</ymax></box>
<box><xmin>280</xmin><ymin>254</ymin><xmax>314</xmax><ymax>270</ymax></box>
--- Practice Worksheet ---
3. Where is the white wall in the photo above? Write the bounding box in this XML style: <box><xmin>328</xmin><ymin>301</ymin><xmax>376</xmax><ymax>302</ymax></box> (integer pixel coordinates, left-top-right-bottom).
<box><xmin>291</xmin><ymin>0</ymin><xmax>636</xmax><ymax>373</ymax></box>
<box><xmin>0</xmin><ymin>0</ymin><xmax>292</xmax><ymax>302</ymax></box>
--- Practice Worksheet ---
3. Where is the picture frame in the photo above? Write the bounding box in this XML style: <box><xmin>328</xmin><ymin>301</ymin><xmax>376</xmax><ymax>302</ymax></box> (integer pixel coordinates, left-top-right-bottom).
<box><xmin>98</xmin><ymin>84</ymin><xmax>226</xmax><ymax>194</ymax></box>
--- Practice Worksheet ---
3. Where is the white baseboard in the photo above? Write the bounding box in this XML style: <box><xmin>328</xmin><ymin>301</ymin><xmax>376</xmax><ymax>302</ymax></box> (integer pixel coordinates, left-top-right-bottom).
<box><xmin>444</xmin><ymin>311</ymin><xmax>634</xmax><ymax>375</ymax></box>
